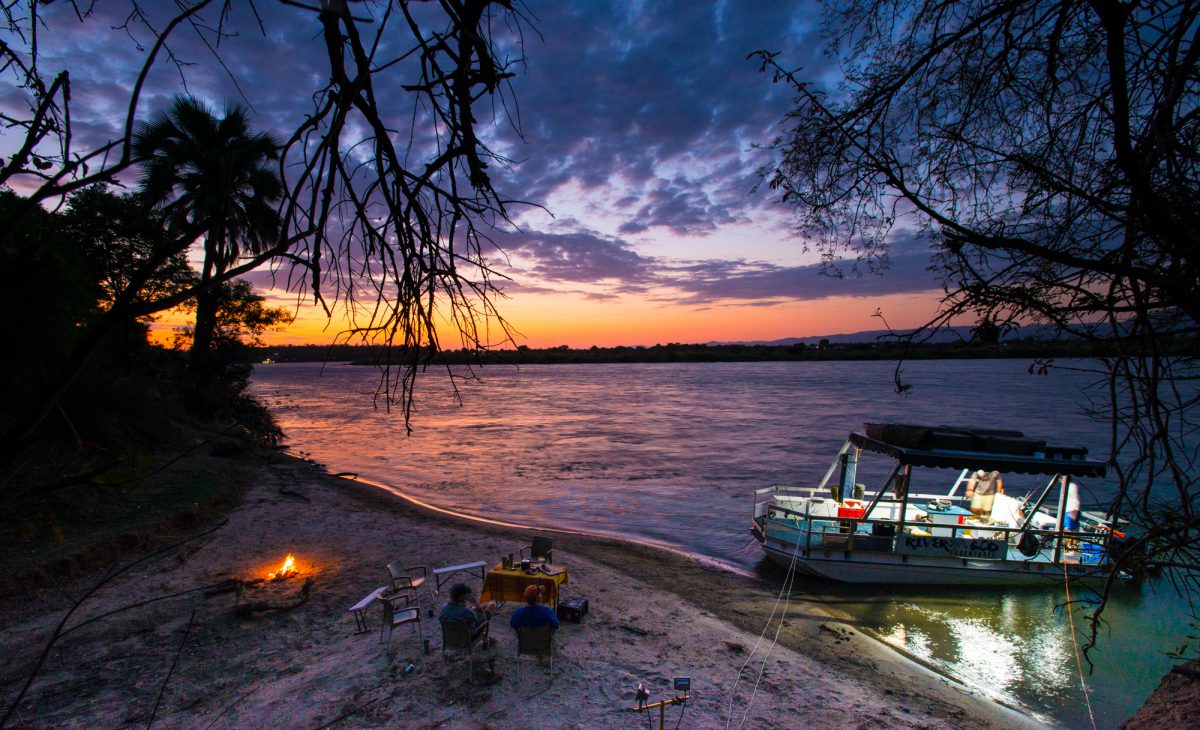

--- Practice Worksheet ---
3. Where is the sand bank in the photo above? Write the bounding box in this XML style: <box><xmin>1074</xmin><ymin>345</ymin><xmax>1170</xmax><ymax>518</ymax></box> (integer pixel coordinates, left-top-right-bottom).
<box><xmin>0</xmin><ymin>454</ymin><xmax>1040</xmax><ymax>728</ymax></box>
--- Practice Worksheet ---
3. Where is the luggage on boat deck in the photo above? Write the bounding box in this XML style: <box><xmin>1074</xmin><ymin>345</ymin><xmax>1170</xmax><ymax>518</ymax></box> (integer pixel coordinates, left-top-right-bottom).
<box><xmin>557</xmin><ymin>596</ymin><xmax>589</xmax><ymax>623</ymax></box>
<box><xmin>872</xmin><ymin>522</ymin><xmax>896</xmax><ymax>537</ymax></box>
<box><xmin>1080</xmin><ymin>542</ymin><xmax>1104</xmax><ymax>565</ymax></box>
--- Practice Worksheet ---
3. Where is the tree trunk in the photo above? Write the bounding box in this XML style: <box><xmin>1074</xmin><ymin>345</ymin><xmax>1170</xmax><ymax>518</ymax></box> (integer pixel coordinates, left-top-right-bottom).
<box><xmin>191</xmin><ymin>286</ymin><xmax>218</xmax><ymax>354</ymax></box>
<box><xmin>190</xmin><ymin>236</ymin><xmax>221</xmax><ymax>358</ymax></box>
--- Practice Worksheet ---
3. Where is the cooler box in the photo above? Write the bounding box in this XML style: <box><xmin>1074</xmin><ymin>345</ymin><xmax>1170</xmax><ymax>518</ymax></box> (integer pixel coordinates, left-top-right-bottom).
<box><xmin>1080</xmin><ymin>542</ymin><xmax>1105</xmax><ymax>565</ymax></box>
<box><xmin>557</xmin><ymin>596</ymin><xmax>589</xmax><ymax>623</ymax></box>
<box><xmin>838</xmin><ymin>499</ymin><xmax>866</xmax><ymax>519</ymax></box>
<box><xmin>925</xmin><ymin>504</ymin><xmax>972</xmax><ymax>537</ymax></box>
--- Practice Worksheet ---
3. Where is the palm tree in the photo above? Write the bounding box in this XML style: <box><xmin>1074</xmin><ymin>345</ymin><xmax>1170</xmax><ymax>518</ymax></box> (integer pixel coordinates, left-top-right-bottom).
<box><xmin>134</xmin><ymin>96</ymin><xmax>282</xmax><ymax>355</ymax></box>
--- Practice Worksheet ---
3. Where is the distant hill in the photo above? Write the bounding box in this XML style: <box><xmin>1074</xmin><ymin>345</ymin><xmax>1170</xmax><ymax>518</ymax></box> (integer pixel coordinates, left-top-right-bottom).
<box><xmin>710</xmin><ymin>321</ymin><xmax>1132</xmax><ymax>345</ymax></box>
<box><xmin>711</xmin><ymin>323</ymin><xmax>1063</xmax><ymax>347</ymax></box>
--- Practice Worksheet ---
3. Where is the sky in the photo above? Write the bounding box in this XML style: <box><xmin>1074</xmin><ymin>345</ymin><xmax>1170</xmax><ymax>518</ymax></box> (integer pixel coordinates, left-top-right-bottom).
<box><xmin>6</xmin><ymin>1</ymin><xmax>949</xmax><ymax>348</ymax></box>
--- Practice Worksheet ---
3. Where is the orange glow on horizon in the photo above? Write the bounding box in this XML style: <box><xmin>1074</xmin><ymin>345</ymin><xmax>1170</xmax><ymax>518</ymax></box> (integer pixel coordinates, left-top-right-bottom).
<box><xmin>233</xmin><ymin>288</ymin><xmax>946</xmax><ymax>350</ymax></box>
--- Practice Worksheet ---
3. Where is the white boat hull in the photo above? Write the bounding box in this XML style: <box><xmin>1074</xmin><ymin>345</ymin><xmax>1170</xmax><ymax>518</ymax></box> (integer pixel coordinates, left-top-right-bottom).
<box><xmin>759</xmin><ymin>530</ymin><xmax>1106</xmax><ymax>585</ymax></box>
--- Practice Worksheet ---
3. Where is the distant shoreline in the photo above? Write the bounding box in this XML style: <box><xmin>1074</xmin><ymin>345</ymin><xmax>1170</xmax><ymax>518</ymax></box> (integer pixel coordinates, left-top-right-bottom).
<box><xmin>251</xmin><ymin>337</ymin><xmax>1177</xmax><ymax>366</ymax></box>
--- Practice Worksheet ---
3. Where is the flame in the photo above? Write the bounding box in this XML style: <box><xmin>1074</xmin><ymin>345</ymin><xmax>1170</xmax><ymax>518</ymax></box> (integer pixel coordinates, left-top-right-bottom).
<box><xmin>268</xmin><ymin>554</ymin><xmax>297</xmax><ymax>580</ymax></box>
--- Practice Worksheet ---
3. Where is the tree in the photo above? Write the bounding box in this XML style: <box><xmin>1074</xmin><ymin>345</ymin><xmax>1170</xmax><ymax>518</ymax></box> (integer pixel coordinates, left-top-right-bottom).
<box><xmin>171</xmin><ymin>280</ymin><xmax>291</xmax><ymax>351</ymax></box>
<box><xmin>756</xmin><ymin>0</ymin><xmax>1199</xmax><ymax>644</ymax></box>
<box><xmin>134</xmin><ymin>96</ymin><xmax>282</xmax><ymax>358</ymax></box>
<box><xmin>136</xmin><ymin>97</ymin><xmax>283</xmax><ymax>360</ymax></box>
<box><xmin>58</xmin><ymin>186</ymin><xmax>195</xmax><ymax>315</ymax></box>
<box><xmin>0</xmin><ymin>1</ymin><xmax>530</xmax><ymax>474</ymax></box>
<box><xmin>0</xmin><ymin>186</ymin><xmax>190</xmax><ymax>422</ymax></box>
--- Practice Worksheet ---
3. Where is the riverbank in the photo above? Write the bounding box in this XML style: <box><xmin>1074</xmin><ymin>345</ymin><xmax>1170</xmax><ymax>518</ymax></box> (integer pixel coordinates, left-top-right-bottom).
<box><xmin>0</xmin><ymin>453</ymin><xmax>1038</xmax><ymax>728</ymax></box>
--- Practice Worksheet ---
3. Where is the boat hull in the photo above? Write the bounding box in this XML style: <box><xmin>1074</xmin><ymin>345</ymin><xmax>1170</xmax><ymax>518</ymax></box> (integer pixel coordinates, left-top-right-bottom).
<box><xmin>758</xmin><ymin>528</ymin><xmax>1106</xmax><ymax>585</ymax></box>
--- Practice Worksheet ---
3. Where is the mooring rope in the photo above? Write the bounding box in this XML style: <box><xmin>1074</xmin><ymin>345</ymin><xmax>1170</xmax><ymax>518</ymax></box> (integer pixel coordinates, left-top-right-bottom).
<box><xmin>723</xmin><ymin>511</ymin><xmax>807</xmax><ymax>729</ymax></box>
<box><xmin>1062</xmin><ymin>559</ymin><xmax>1098</xmax><ymax>730</ymax></box>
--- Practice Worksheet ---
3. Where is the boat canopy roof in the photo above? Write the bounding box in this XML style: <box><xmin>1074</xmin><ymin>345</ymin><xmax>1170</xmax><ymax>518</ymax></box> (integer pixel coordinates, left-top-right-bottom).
<box><xmin>850</xmin><ymin>423</ymin><xmax>1107</xmax><ymax>477</ymax></box>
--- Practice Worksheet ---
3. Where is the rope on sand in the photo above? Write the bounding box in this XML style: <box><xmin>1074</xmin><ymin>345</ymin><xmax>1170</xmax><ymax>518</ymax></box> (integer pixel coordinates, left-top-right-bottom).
<box><xmin>723</xmin><ymin>516</ymin><xmax>807</xmax><ymax>729</ymax></box>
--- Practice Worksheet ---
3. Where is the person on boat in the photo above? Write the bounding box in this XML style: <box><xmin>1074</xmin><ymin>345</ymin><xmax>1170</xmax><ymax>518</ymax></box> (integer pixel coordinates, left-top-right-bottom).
<box><xmin>509</xmin><ymin>584</ymin><xmax>560</xmax><ymax>633</ymax></box>
<box><xmin>440</xmin><ymin>583</ymin><xmax>494</xmax><ymax>640</ymax></box>
<box><xmin>1064</xmin><ymin>481</ymin><xmax>1082</xmax><ymax>531</ymax></box>
<box><xmin>1064</xmin><ymin>480</ymin><xmax>1082</xmax><ymax>552</ymax></box>
<box><xmin>966</xmin><ymin>469</ymin><xmax>1003</xmax><ymax>518</ymax></box>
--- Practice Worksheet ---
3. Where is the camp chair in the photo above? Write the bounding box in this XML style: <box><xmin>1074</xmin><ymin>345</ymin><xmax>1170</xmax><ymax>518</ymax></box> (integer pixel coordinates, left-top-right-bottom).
<box><xmin>519</xmin><ymin>536</ymin><xmax>554</xmax><ymax>564</ymax></box>
<box><xmin>379</xmin><ymin>592</ymin><xmax>422</xmax><ymax>654</ymax></box>
<box><xmin>440</xmin><ymin>618</ymin><xmax>492</xmax><ymax>684</ymax></box>
<box><xmin>387</xmin><ymin>561</ymin><xmax>432</xmax><ymax>606</ymax></box>
<box><xmin>515</xmin><ymin>624</ymin><xmax>555</xmax><ymax>681</ymax></box>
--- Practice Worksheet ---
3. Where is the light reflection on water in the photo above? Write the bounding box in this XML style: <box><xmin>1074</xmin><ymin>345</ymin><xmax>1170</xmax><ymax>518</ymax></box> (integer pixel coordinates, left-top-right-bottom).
<box><xmin>250</xmin><ymin>359</ymin><xmax>1189</xmax><ymax>728</ymax></box>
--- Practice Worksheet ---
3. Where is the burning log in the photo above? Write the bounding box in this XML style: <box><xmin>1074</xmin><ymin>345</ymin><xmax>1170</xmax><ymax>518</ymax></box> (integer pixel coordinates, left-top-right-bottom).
<box><xmin>267</xmin><ymin>554</ymin><xmax>298</xmax><ymax>581</ymax></box>
<box><xmin>234</xmin><ymin>576</ymin><xmax>314</xmax><ymax>616</ymax></box>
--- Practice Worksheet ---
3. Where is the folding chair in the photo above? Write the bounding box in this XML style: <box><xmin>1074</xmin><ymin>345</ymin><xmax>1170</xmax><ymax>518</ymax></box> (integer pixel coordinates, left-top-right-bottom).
<box><xmin>440</xmin><ymin>618</ymin><xmax>493</xmax><ymax>684</ymax></box>
<box><xmin>519</xmin><ymin>536</ymin><xmax>554</xmax><ymax>564</ymax></box>
<box><xmin>515</xmin><ymin>624</ymin><xmax>555</xmax><ymax>681</ymax></box>
<box><xmin>379</xmin><ymin>592</ymin><xmax>422</xmax><ymax>656</ymax></box>
<box><xmin>387</xmin><ymin>561</ymin><xmax>433</xmax><ymax>608</ymax></box>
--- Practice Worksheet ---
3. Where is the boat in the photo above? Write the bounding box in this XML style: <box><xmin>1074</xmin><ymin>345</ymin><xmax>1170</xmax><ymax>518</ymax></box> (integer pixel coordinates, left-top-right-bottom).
<box><xmin>751</xmin><ymin>423</ymin><xmax>1122</xmax><ymax>585</ymax></box>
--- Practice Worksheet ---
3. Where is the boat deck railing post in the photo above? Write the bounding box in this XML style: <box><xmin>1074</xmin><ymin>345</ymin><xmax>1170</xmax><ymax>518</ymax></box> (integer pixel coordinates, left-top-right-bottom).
<box><xmin>817</xmin><ymin>440</ymin><xmax>852</xmax><ymax>498</ymax></box>
<box><xmin>804</xmin><ymin>500</ymin><xmax>812</xmax><ymax>554</ymax></box>
<box><xmin>861</xmin><ymin>462</ymin><xmax>900</xmax><ymax>521</ymax></box>
<box><xmin>895</xmin><ymin>465</ymin><xmax>912</xmax><ymax>546</ymax></box>
<box><xmin>1053</xmin><ymin>475</ymin><xmax>1068</xmax><ymax>564</ymax></box>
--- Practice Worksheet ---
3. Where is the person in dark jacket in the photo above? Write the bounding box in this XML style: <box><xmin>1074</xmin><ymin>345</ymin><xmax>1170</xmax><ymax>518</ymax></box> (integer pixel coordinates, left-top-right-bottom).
<box><xmin>509</xmin><ymin>584</ymin><xmax>560</xmax><ymax>633</ymax></box>
<box><xmin>440</xmin><ymin>583</ymin><xmax>493</xmax><ymax>639</ymax></box>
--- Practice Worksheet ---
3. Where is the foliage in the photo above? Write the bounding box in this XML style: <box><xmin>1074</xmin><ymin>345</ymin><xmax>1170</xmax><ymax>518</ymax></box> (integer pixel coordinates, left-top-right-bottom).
<box><xmin>0</xmin><ymin>190</ymin><xmax>102</xmax><ymax>419</ymax></box>
<box><xmin>59</xmin><ymin>186</ymin><xmax>196</xmax><ymax>313</ymax></box>
<box><xmin>756</xmin><ymin>0</ymin><xmax>1200</xmax><ymax>647</ymax></box>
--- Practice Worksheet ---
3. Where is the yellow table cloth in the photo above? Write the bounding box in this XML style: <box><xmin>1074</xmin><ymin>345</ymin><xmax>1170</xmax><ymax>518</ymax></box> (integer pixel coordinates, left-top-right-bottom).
<box><xmin>480</xmin><ymin>564</ymin><xmax>569</xmax><ymax>608</ymax></box>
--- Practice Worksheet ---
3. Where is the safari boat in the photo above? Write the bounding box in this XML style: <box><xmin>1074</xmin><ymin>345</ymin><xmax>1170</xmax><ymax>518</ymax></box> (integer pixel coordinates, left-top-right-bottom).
<box><xmin>751</xmin><ymin>424</ymin><xmax>1120</xmax><ymax>585</ymax></box>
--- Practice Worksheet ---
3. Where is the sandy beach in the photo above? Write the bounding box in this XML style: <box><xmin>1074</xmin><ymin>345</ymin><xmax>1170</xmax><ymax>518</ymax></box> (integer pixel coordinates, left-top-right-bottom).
<box><xmin>0</xmin><ymin>453</ymin><xmax>1041</xmax><ymax>728</ymax></box>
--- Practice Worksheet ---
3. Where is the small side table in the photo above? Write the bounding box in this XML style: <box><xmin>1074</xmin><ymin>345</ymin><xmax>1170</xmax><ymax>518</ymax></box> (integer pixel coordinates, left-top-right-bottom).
<box><xmin>432</xmin><ymin>561</ymin><xmax>489</xmax><ymax>594</ymax></box>
<box><xmin>349</xmin><ymin>585</ymin><xmax>387</xmax><ymax>633</ymax></box>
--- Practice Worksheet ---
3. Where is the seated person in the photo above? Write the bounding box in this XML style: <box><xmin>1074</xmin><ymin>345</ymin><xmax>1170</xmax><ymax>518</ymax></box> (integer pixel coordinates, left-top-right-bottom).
<box><xmin>439</xmin><ymin>583</ymin><xmax>493</xmax><ymax>639</ymax></box>
<box><xmin>965</xmin><ymin>469</ymin><xmax>1003</xmax><ymax>519</ymax></box>
<box><xmin>509</xmin><ymin>584</ymin><xmax>560</xmax><ymax>633</ymax></box>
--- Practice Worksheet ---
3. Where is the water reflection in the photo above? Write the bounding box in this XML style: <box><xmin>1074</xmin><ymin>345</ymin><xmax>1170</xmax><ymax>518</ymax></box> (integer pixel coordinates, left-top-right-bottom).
<box><xmin>251</xmin><ymin>360</ymin><xmax>1188</xmax><ymax>727</ymax></box>
<box><xmin>759</xmin><ymin>553</ymin><xmax>1184</xmax><ymax>729</ymax></box>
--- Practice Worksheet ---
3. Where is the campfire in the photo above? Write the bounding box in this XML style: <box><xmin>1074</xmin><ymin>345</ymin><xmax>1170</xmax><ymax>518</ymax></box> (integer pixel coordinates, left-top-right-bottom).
<box><xmin>268</xmin><ymin>553</ymin><xmax>298</xmax><ymax>581</ymax></box>
<box><xmin>224</xmin><ymin>553</ymin><xmax>313</xmax><ymax>617</ymax></box>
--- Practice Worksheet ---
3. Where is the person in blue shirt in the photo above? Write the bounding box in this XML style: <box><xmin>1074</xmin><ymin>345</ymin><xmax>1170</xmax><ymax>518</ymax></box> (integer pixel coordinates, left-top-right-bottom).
<box><xmin>509</xmin><ymin>584</ymin><xmax>560</xmax><ymax>632</ymax></box>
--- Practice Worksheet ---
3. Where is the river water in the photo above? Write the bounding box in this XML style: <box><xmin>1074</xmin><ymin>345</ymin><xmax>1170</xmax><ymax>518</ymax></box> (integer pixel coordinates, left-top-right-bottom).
<box><xmin>250</xmin><ymin>359</ymin><xmax>1191</xmax><ymax>728</ymax></box>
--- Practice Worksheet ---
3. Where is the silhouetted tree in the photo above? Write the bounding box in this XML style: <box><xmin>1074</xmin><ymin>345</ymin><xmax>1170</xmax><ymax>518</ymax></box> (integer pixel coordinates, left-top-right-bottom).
<box><xmin>756</xmin><ymin>0</ymin><xmax>1200</xmax><ymax>645</ymax></box>
<box><xmin>58</xmin><ymin>186</ymin><xmax>194</xmax><ymax>315</ymax></box>
<box><xmin>0</xmin><ymin>1</ymin><xmax>531</xmax><ymax>474</ymax></box>
<box><xmin>134</xmin><ymin>97</ymin><xmax>282</xmax><ymax>357</ymax></box>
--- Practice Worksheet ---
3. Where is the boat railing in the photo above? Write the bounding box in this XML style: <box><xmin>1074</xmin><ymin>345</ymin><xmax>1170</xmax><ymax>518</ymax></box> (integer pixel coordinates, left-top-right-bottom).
<box><xmin>762</xmin><ymin>500</ymin><xmax>1111</xmax><ymax>564</ymax></box>
<box><xmin>754</xmin><ymin>484</ymin><xmax>972</xmax><ymax>520</ymax></box>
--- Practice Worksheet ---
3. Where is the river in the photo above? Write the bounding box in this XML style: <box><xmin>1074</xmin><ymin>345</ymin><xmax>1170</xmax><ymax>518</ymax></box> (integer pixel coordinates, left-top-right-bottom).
<box><xmin>249</xmin><ymin>358</ymin><xmax>1191</xmax><ymax>728</ymax></box>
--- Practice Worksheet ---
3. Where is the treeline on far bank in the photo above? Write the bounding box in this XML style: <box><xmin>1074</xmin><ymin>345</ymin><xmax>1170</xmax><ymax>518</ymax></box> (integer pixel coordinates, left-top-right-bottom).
<box><xmin>251</xmin><ymin>335</ymin><xmax>1196</xmax><ymax>367</ymax></box>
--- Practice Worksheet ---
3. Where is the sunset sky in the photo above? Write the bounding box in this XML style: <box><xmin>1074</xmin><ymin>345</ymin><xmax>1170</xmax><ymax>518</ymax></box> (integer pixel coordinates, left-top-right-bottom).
<box><xmin>10</xmin><ymin>1</ymin><xmax>949</xmax><ymax>348</ymax></box>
